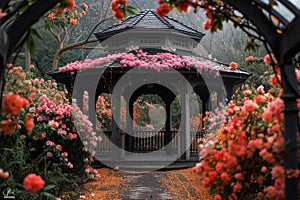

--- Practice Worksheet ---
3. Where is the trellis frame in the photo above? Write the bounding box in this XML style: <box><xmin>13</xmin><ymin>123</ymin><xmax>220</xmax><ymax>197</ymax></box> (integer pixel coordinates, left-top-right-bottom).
<box><xmin>0</xmin><ymin>0</ymin><xmax>299</xmax><ymax>198</ymax></box>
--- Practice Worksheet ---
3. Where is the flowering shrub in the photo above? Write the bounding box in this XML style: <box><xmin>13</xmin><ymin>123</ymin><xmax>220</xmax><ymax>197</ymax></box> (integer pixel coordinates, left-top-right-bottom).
<box><xmin>58</xmin><ymin>49</ymin><xmax>232</xmax><ymax>73</ymax></box>
<box><xmin>0</xmin><ymin>65</ymin><xmax>100</xmax><ymax>198</ymax></box>
<box><xmin>193</xmin><ymin>59</ymin><xmax>300</xmax><ymax>199</ymax></box>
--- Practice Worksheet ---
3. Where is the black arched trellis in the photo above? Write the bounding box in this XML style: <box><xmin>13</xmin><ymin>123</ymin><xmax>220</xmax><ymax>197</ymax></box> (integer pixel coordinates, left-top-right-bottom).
<box><xmin>0</xmin><ymin>0</ymin><xmax>299</xmax><ymax>199</ymax></box>
<box><xmin>224</xmin><ymin>1</ymin><xmax>299</xmax><ymax>199</ymax></box>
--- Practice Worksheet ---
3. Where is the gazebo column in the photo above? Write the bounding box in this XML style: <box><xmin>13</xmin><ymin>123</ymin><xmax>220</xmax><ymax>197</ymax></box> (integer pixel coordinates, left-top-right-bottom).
<box><xmin>126</xmin><ymin>100</ymin><xmax>134</xmax><ymax>152</ymax></box>
<box><xmin>87</xmin><ymin>90</ymin><xmax>96</xmax><ymax>131</ymax></box>
<box><xmin>202</xmin><ymin>95</ymin><xmax>211</xmax><ymax>116</ymax></box>
<box><xmin>224</xmin><ymin>79</ymin><xmax>235</xmax><ymax>102</ymax></box>
<box><xmin>180</xmin><ymin>83</ymin><xmax>190</xmax><ymax>160</ymax></box>
<box><xmin>164</xmin><ymin>100</ymin><xmax>172</xmax><ymax>155</ymax></box>
<box><xmin>111</xmin><ymin>95</ymin><xmax>122</xmax><ymax>160</ymax></box>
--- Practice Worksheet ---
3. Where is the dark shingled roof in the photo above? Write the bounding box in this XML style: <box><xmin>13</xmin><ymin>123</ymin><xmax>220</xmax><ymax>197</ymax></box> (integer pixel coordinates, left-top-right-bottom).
<box><xmin>94</xmin><ymin>9</ymin><xmax>204</xmax><ymax>43</ymax></box>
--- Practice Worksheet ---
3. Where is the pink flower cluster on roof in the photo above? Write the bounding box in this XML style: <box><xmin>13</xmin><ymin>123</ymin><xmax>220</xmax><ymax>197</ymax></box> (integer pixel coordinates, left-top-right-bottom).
<box><xmin>58</xmin><ymin>50</ymin><xmax>224</xmax><ymax>73</ymax></box>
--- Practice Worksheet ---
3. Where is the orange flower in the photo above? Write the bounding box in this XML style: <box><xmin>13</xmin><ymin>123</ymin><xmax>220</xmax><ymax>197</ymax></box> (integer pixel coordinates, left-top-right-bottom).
<box><xmin>156</xmin><ymin>3</ymin><xmax>171</xmax><ymax>18</ymax></box>
<box><xmin>28</xmin><ymin>92</ymin><xmax>36</xmax><ymax>100</ymax></box>
<box><xmin>113</xmin><ymin>9</ymin><xmax>124</xmax><ymax>20</ymax></box>
<box><xmin>2</xmin><ymin>93</ymin><xmax>24</xmax><ymax>114</ymax></box>
<box><xmin>243</xmin><ymin>100</ymin><xmax>258</xmax><ymax>113</ymax></box>
<box><xmin>229</xmin><ymin>62</ymin><xmax>238</xmax><ymax>71</ymax></box>
<box><xmin>82</xmin><ymin>3</ymin><xmax>88</xmax><ymax>11</ymax></box>
<box><xmin>25</xmin><ymin>114</ymin><xmax>34</xmax><ymax>134</ymax></box>
<box><xmin>264</xmin><ymin>54</ymin><xmax>271</xmax><ymax>65</ymax></box>
<box><xmin>214</xmin><ymin>194</ymin><xmax>222</xmax><ymax>200</ymax></box>
<box><xmin>66</xmin><ymin>0</ymin><xmax>76</xmax><ymax>10</ymax></box>
<box><xmin>177</xmin><ymin>2</ymin><xmax>190</xmax><ymax>12</ymax></box>
<box><xmin>48</xmin><ymin>13</ymin><xmax>56</xmax><ymax>20</ymax></box>
<box><xmin>0</xmin><ymin>119</ymin><xmax>18</xmax><ymax>135</ymax></box>
<box><xmin>70</xmin><ymin>18</ymin><xmax>77</xmax><ymax>25</ymax></box>
<box><xmin>245</xmin><ymin>56</ymin><xmax>254</xmax><ymax>62</ymax></box>
<box><xmin>23</xmin><ymin>174</ymin><xmax>45</xmax><ymax>193</ymax></box>
<box><xmin>55</xmin><ymin>8</ymin><xmax>67</xmax><ymax>15</ymax></box>
<box><xmin>203</xmin><ymin>20</ymin><xmax>212</xmax><ymax>30</ymax></box>
<box><xmin>110</xmin><ymin>1</ymin><xmax>118</xmax><ymax>10</ymax></box>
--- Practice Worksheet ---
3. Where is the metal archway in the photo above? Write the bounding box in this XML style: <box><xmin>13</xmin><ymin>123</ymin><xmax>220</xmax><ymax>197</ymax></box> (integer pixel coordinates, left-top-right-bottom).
<box><xmin>0</xmin><ymin>0</ymin><xmax>299</xmax><ymax>198</ymax></box>
<box><xmin>216</xmin><ymin>1</ymin><xmax>300</xmax><ymax>198</ymax></box>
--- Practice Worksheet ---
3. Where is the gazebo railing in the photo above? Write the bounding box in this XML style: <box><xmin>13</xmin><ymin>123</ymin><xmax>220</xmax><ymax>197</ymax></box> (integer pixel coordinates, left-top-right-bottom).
<box><xmin>132</xmin><ymin>130</ymin><xmax>178</xmax><ymax>152</ymax></box>
<box><xmin>190</xmin><ymin>131</ymin><xmax>204</xmax><ymax>156</ymax></box>
<box><xmin>96</xmin><ymin>130</ymin><xmax>204</xmax><ymax>158</ymax></box>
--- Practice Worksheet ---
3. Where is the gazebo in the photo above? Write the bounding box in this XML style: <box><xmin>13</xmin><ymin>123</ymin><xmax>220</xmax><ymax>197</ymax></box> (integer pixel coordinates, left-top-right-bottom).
<box><xmin>48</xmin><ymin>10</ymin><xmax>251</xmax><ymax>167</ymax></box>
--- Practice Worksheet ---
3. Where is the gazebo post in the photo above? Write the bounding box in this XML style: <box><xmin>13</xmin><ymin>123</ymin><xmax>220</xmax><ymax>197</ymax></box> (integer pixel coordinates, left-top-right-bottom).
<box><xmin>225</xmin><ymin>81</ymin><xmax>234</xmax><ymax>102</ymax></box>
<box><xmin>164</xmin><ymin>100</ymin><xmax>172</xmax><ymax>155</ymax></box>
<box><xmin>87</xmin><ymin>91</ymin><xmax>96</xmax><ymax>131</ymax></box>
<box><xmin>280</xmin><ymin>59</ymin><xmax>299</xmax><ymax>200</ymax></box>
<box><xmin>181</xmin><ymin>82</ymin><xmax>190</xmax><ymax>160</ymax></box>
<box><xmin>128</xmin><ymin>100</ymin><xmax>134</xmax><ymax>152</ymax></box>
<box><xmin>112</xmin><ymin>95</ymin><xmax>122</xmax><ymax>160</ymax></box>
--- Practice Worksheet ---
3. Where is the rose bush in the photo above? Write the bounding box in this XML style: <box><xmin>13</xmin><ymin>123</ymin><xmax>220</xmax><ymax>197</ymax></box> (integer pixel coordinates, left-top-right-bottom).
<box><xmin>0</xmin><ymin>65</ymin><xmax>100</xmax><ymax>199</ymax></box>
<box><xmin>193</xmin><ymin>57</ymin><xmax>300</xmax><ymax>200</ymax></box>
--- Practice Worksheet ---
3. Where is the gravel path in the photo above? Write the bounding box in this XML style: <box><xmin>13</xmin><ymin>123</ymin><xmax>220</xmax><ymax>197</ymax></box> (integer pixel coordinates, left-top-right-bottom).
<box><xmin>81</xmin><ymin>168</ymin><xmax>211</xmax><ymax>200</ymax></box>
<box><xmin>121</xmin><ymin>172</ymin><xmax>176</xmax><ymax>199</ymax></box>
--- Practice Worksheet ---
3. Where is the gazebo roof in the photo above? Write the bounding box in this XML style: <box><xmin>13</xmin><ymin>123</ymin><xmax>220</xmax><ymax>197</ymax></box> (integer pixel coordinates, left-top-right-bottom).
<box><xmin>94</xmin><ymin>9</ymin><xmax>205</xmax><ymax>43</ymax></box>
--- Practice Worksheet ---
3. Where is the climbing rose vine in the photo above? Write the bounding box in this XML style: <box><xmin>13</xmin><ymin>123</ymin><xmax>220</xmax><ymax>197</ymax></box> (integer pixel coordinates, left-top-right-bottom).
<box><xmin>59</xmin><ymin>49</ymin><xmax>234</xmax><ymax>73</ymax></box>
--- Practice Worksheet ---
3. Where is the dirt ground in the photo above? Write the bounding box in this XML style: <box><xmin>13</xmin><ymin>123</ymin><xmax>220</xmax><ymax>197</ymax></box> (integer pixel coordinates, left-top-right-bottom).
<box><xmin>80</xmin><ymin>168</ymin><xmax>212</xmax><ymax>200</ymax></box>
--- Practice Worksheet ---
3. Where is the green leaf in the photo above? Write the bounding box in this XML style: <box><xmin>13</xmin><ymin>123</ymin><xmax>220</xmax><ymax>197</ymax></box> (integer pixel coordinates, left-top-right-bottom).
<box><xmin>43</xmin><ymin>185</ymin><xmax>56</xmax><ymax>192</ymax></box>
<box><xmin>216</xmin><ymin>19</ymin><xmax>223</xmax><ymax>30</ymax></box>
<box><xmin>126</xmin><ymin>9</ymin><xmax>136</xmax><ymax>16</ymax></box>
<box><xmin>25</xmin><ymin>36</ymin><xmax>35</xmax><ymax>54</ymax></box>
<box><xmin>31</xmin><ymin>29</ymin><xmax>43</xmax><ymax>41</ymax></box>
<box><xmin>41</xmin><ymin>192</ymin><xmax>55</xmax><ymax>200</ymax></box>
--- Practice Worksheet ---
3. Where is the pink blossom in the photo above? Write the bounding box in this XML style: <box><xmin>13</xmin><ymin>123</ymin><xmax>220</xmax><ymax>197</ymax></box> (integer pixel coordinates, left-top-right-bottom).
<box><xmin>242</xmin><ymin>100</ymin><xmax>258</xmax><ymax>113</ymax></box>
<box><xmin>56</xmin><ymin>145</ymin><xmax>62</xmax><ymax>151</ymax></box>
<box><xmin>261</xmin><ymin>166</ymin><xmax>267</xmax><ymax>173</ymax></box>
<box><xmin>47</xmin><ymin>152</ymin><xmax>53</xmax><ymax>157</ymax></box>
<box><xmin>61</xmin><ymin>152</ymin><xmax>68</xmax><ymax>157</ymax></box>
<box><xmin>67</xmin><ymin>162</ymin><xmax>73</xmax><ymax>168</ymax></box>
<box><xmin>234</xmin><ymin>173</ymin><xmax>242</xmax><ymax>180</ymax></box>
<box><xmin>247</xmin><ymin>139</ymin><xmax>263</xmax><ymax>151</ymax></box>
<box><xmin>49</xmin><ymin>120</ymin><xmax>59</xmax><ymax>128</ymax></box>
<box><xmin>68</xmin><ymin>133</ymin><xmax>77</xmax><ymax>139</ymax></box>
<box><xmin>264</xmin><ymin>186</ymin><xmax>277</xmax><ymax>198</ymax></box>
<box><xmin>46</xmin><ymin>141</ymin><xmax>55</xmax><ymax>146</ymax></box>
<box><xmin>202</xmin><ymin>177</ymin><xmax>211</xmax><ymax>187</ymax></box>
<box><xmin>220</xmin><ymin>172</ymin><xmax>231</xmax><ymax>184</ymax></box>
<box><xmin>0</xmin><ymin>9</ymin><xmax>7</xmax><ymax>19</ymax></box>
<box><xmin>271</xmin><ymin>165</ymin><xmax>284</xmax><ymax>179</ymax></box>
<box><xmin>257</xmin><ymin>85</ymin><xmax>265</xmax><ymax>94</ymax></box>
<box><xmin>233</xmin><ymin>182</ymin><xmax>242</xmax><ymax>192</ymax></box>
<box><xmin>214</xmin><ymin>194</ymin><xmax>222</xmax><ymax>200</ymax></box>
<box><xmin>243</xmin><ymin>90</ymin><xmax>252</xmax><ymax>96</ymax></box>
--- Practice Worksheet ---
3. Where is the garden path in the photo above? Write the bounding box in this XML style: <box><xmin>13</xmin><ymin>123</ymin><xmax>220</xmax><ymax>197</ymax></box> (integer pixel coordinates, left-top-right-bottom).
<box><xmin>81</xmin><ymin>168</ymin><xmax>211</xmax><ymax>200</ymax></box>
